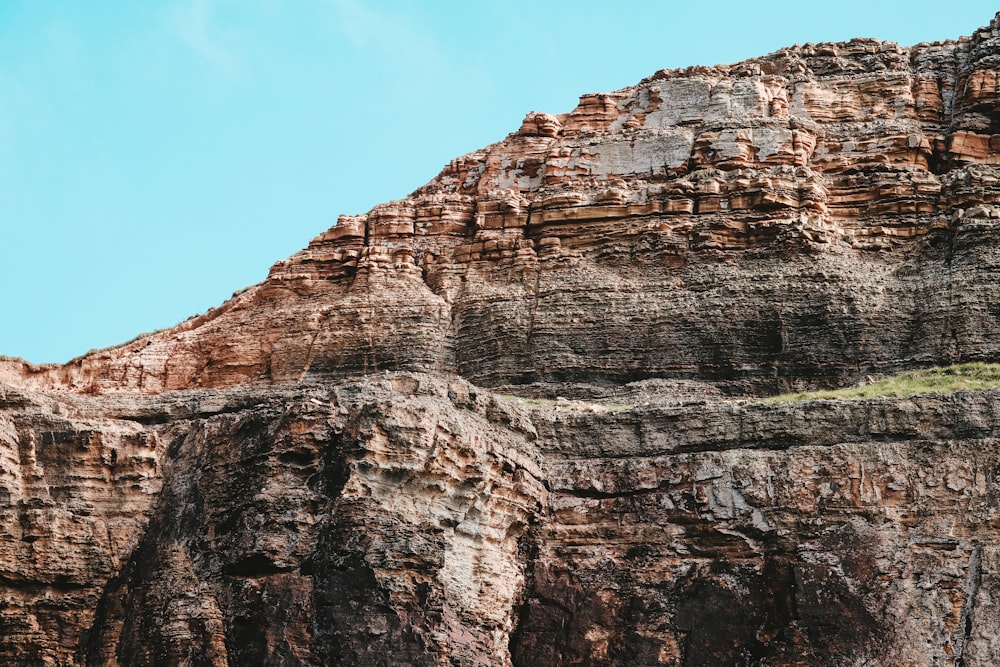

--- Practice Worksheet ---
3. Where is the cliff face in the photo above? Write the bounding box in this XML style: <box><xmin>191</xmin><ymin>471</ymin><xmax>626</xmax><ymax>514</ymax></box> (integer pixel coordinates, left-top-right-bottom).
<box><xmin>5</xmin><ymin>14</ymin><xmax>1000</xmax><ymax>667</ymax></box>
<box><xmin>6</xmin><ymin>374</ymin><xmax>1000</xmax><ymax>665</ymax></box>
<box><xmin>0</xmin><ymin>386</ymin><xmax>161</xmax><ymax>666</ymax></box>
<box><xmin>9</xmin><ymin>17</ymin><xmax>1000</xmax><ymax>396</ymax></box>
<box><xmin>519</xmin><ymin>393</ymin><xmax>1000</xmax><ymax>665</ymax></box>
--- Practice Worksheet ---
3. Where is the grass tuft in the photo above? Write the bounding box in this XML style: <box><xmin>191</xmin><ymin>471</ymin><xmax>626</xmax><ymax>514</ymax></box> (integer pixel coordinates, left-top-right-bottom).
<box><xmin>762</xmin><ymin>362</ymin><xmax>1000</xmax><ymax>403</ymax></box>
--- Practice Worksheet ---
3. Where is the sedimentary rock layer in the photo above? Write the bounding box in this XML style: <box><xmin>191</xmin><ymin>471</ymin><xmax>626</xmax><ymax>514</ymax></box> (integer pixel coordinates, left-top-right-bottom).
<box><xmin>5</xmin><ymin>374</ymin><xmax>1000</xmax><ymax>665</ymax></box>
<box><xmin>6</xmin><ymin>13</ymin><xmax>1000</xmax><ymax>667</ymax></box>
<box><xmin>10</xmin><ymin>18</ymin><xmax>1000</xmax><ymax>395</ymax></box>
<box><xmin>0</xmin><ymin>385</ymin><xmax>161</xmax><ymax>665</ymax></box>
<box><xmin>520</xmin><ymin>393</ymin><xmax>1000</xmax><ymax>665</ymax></box>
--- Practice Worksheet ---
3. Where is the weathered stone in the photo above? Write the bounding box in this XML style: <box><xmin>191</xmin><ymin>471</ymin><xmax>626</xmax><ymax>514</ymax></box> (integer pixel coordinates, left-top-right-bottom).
<box><xmin>6</xmin><ymin>13</ymin><xmax>1000</xmax><ymax>667</ymax></box>
<box><xmin>7</xmin><ymin>16</ymin><xmax>1000</xmax><ymax>396</ymax></box>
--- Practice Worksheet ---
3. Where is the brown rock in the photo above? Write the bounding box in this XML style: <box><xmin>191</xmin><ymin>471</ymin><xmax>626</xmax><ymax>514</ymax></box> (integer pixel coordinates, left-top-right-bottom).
<box><xmin>7</xmin><ymin>13</ymin><xmax>1000</xmax><ymax>667</ymax></box>
<box><xmin>10</xmin><ymin>17</ymin><xmax>1000</xmax><ymax>396</ymax></box>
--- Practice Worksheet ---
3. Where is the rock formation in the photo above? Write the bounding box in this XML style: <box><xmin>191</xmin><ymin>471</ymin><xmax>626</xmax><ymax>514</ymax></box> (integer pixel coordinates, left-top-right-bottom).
<box><xmin>4</xmin><ymin>13</ymin><xmax>1000</xmax><ymax>667</ymax></box>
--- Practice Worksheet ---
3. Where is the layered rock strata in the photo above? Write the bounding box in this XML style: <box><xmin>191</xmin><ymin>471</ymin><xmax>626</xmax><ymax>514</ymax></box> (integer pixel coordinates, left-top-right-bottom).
<box><xmin>4</xmin><ymin>13</ymin><xmax>1000</xmax><ymax>667</ymax></box>
<box><xmin>0</xmin><ymin>385</ymin><xmax>162</xmax><ymax>665</ymax></box>
<box><xmin>518</xmin><ymin>391</ymin><xmax>1000</xmax><ymax>665</ymax></box>
<box><xmin>5</xmin><ymin>374</ymin><xmax>1000</xmax><ymax>665</ymax></box>
<box><xmin>10</xmin><ymin>18</ymin><xmax>1000</xmax><ymax>395</ymax></box>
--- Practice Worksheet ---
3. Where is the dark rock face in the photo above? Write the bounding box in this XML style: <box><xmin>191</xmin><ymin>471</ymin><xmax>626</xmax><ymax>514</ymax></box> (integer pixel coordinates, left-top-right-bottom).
<box><xmin>75</xmin><ymin>376</ymin><xmax>545</xmax><ymax>666</ymax></box>
<box><xmin>6</xmin><ymin>13</ymin><xmax>1000</xmax><ymax>667</ymax></box>
<box><xmin>5</xmin><ymin>376</ymin><xmax>999</xmax><ymax>665</ymax></box>
<box><xmin>516</xmin><ymin>397</ymin><xmax>1000</xmax><ymax>665</ymax></box>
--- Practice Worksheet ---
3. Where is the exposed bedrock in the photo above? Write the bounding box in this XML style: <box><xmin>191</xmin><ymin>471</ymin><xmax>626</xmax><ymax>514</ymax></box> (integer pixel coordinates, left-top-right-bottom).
<box><xmin>518</xmin><ymin>393</ymin><xmax>1000</xmax><ymax>666</ymax></box>
<box><xmin>5</xmin><ymin>12</ymin><xmax>1000</xmax><ymax>667</ymax></box>
<box><xmin>10</xmin><ymin>16</ymin><xmax>1000</xmax><ymax>395</ymax></box>
<box><xmin>4</xmin><ymin>375</ymin><xmax>998</xmax><ymax>665</ymax></box>
<box><xmin>80</xmin><ymin>375</ymin><xmax>546</xmax><ymax>667</ymax></box>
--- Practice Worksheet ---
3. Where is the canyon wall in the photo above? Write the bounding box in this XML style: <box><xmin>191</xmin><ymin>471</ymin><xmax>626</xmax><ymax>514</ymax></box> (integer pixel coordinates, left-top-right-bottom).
<box><xmin>5</xmin><ymin>374</ymin><xmax>1000</xmax><ymax>665</ymax></box>
<box><xmin>4</xmin><ymin>13</ymin><xmax>1000</xmax><ymax>667</ymax></box>
<box><xmin>7</xmin><ymin>17</ymin><xmax>1000</xmax><ymax>396</ymax></box>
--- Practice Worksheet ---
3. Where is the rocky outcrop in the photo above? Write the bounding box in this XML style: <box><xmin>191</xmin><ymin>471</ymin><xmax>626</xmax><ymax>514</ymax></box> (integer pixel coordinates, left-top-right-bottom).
<box><xmin>0</xmin><ymin>385</ymin><xmax>162</xmax><ymax>666</ymax></box>
<box><xmin>0</xmin><ymin>374</ymin><xmax>543</xmax><ymax>666</ymax></box>
<box><xmin>518</xmin><ymin>393</ymin><xmax>1000</xmax><ymax>665</ymax></box>
<box><xmin>5</xmin><ymin>12</ymin><xmax>1000</xmax><ymax>667</ymax></box>
<box><xmin>5</xmin><ymin>373</ymin><xmax>1000</xmax><ymax>665</ymax></box>
<box><xmin>81</xmin><ymin>375</ymin><xmax>545</xmax><ymax>666</ymax></box>
<box><xmin>9</xmin><ymin>17</ymin><xmax>1000</xmax><ymax>396</ymax></box>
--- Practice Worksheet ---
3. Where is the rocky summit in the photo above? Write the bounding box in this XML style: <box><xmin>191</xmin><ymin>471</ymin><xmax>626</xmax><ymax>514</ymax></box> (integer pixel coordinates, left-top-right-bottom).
<box><xmin>5</xmin><ymin>13</ymin><xmax>1000</xmax><ymax>667</ymax></box>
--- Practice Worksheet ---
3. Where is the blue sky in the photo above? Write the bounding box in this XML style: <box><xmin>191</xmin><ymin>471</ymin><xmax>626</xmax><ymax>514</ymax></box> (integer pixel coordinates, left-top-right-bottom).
<box><xmin>2</xmin><ymin>1</ymin><xmax>997</xmax><ymax>364</ymax></box>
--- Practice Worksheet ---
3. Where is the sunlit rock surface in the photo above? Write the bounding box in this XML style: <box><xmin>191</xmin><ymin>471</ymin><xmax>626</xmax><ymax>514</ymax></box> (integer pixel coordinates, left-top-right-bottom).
<box><xmin>5</xmin><ymin>14</ymin><xmax>1000</xmax><ymax>667</ymax></box>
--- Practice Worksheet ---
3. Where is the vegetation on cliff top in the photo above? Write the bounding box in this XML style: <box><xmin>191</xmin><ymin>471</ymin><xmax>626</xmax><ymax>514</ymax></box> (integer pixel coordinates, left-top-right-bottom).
<box><xmin>764</xmin><ymin>362</ymin><xmax>1000</xmax><ymax>402</ymax></box>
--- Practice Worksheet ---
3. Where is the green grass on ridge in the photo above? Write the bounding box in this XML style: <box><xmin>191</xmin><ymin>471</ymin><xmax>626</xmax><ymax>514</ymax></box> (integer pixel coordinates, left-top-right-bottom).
<box><xmin>763</xmin><ymin>362</ymin><xmax>1000</xmax><ymax>403</ymax></box>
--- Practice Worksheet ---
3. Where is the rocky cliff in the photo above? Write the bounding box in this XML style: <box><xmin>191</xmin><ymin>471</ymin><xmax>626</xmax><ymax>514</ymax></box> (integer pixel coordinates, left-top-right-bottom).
<box><xmin>5</xmin><ymin>13</ymin><xmax>1000</xmax><ymax>667</ymax></box>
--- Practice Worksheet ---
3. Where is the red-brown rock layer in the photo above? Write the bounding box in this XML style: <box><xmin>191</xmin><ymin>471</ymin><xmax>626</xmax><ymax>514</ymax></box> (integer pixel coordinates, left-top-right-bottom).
<box><xmin>5</xmin><ymin>374</ymin><xmax>1000</xmax><ymax>665</ymax></box>
<box><xmin>9</xmin><ymin>17</ymin><xmax>1000</xmax><ymax>396</ymax></box>
<box><xmin>5</xmin><ymin>14</ymin><xmax>1000</xmax><ymax>667</ymax></box>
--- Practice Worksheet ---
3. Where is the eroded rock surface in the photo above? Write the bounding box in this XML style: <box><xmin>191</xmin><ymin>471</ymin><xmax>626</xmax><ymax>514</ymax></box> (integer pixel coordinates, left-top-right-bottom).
<box><xmin>518</xmin><ymin>395</ymin><xmax>1000</xmax><ymax>665</ymax></box>
<box><xmin>9</xmin><ymin>16</ymin><xmax>1000</xmax><ymax>395</ymax></box>
<box><xmin>5</xmin><ymin>13</ymin><xmax>1000</xmax><ymax>667</ymax></box>
<box><xmin>4</xmin><ymin>374</ymin><xmax>1000</xmax><ymax>665</ymax></box>
<box><xmin>85</xmin><ymin>376</ymin><xmax>545</xmax><ymax>667</ymax></box>
<box><xmin>0</xmin><ymin>386</ymin><xmax>162</xmax><ymax>665</ymax></box>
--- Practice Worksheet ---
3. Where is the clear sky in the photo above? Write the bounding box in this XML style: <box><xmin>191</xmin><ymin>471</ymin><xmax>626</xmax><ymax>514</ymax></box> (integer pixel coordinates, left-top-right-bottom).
<box><xmin>2</xmin><ymin>1</ymin><xmax>997</xmax><ymax>364</ymax></box>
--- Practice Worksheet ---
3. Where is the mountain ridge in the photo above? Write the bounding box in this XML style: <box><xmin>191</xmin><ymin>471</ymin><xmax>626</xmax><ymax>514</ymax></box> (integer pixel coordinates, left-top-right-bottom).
<box><xmin>8</xmin><ymin>14</ymin><xmax>1000</xmax><ymax>396</ymax></box>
